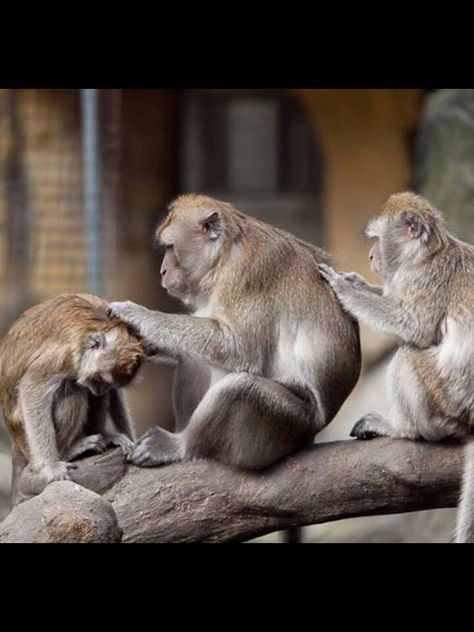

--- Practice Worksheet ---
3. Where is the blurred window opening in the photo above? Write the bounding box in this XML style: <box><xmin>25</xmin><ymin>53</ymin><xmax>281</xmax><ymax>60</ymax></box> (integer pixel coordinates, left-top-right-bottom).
<box><xmin>178</xmin><ymin>89</ymin><xmax>324</xmax><ymax>247</ymax></box>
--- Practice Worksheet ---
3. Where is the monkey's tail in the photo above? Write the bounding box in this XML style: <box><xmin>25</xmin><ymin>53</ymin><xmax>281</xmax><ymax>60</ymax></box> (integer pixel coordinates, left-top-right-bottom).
<box><xmin>454</xmin><ymin>437</ymin><xmax>474</xmax><ymax>543</ymax></box>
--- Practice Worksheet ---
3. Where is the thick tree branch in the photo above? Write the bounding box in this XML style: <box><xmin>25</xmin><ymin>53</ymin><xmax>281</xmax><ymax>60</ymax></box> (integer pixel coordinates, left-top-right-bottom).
<box><xmin>0</xmin><ymin>437</ymin><xmax>465</xmax><ymax>543</ymax></box>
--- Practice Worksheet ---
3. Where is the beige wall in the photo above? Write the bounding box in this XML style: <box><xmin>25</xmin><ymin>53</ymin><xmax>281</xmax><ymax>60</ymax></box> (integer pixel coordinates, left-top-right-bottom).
<box><xmin>295</xmin><ymin>89</ymin><xmax>422</xmax><ymax>363</ymax></box>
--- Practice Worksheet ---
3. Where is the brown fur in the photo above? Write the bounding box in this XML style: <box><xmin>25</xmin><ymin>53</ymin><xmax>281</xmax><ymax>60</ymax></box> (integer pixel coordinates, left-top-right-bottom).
<box><xmin>0</xmin><ymin>294</ymin><xmax>144</xmax><ymax>464</ymax></box>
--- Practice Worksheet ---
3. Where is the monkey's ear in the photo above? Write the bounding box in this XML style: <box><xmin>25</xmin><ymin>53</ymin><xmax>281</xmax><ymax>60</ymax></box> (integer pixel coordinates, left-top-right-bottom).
<box><xmin>85</xmin><ymin>332</ymin><xmax>106</xmax><ymax>350</ymax></box>
<box><xmin>401</xmin><ymin>211</ymin><xmax>426</xmax><ymax>240</ymax></box>
<box><xmin>200</xmin><ymin>211</ymin><xmax>221</xmax><ymax>241</ymax></box>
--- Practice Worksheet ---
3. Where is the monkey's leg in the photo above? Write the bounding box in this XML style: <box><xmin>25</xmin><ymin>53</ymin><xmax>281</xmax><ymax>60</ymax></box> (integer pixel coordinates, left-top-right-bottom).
<box><xmin>131</xmin><ymin>373</ymin><xmax>317</xmax><ymax>470</ymax></box>
<box><xmin>351</xmin><ymin>348</ymin><xmax>426</xmax><ymax>441</ymax></box>
<box><xmin>19</xmin><ymin>373</ymin><xmax>77</xmax><ymax>483</ymax></box>
<box><xmin>172</xmin><ymin>358</ymin><xmax>210</xmax><ymax>431</ymax></box>
<box><xmin>11</xmin><ymin>444</ymin><xmax>27</xmax><ymax>506</ymax></box>
<box><xmin>350</xmin><ymin>348</ymin><xmax>462</xmax><ymax>442</ymax></box>
<box><xmin>455</xmin><ymin>440</ymin><xmax>474</xmax><ymax>543</ymax></box>
<box><xmin>108</xmin><ymin>389</ymin><xmax>135</xmax><ymax>440</ymax></box>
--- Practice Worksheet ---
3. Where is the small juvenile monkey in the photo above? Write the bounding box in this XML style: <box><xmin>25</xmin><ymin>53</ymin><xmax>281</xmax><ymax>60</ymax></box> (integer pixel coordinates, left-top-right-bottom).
<box><xmin>318</xmin><ymin>191</ymin><xmax>474</xmax><ymax>542</ymax></box>
<box><xmin>0</xmin><ymin>293</ymin><xmax>145</xmax><ymax>503</ymax></box>
<box><xmin>108</xmin><ymin>194</ymin><xmax>361</xmax><ymax>471</ymax></box>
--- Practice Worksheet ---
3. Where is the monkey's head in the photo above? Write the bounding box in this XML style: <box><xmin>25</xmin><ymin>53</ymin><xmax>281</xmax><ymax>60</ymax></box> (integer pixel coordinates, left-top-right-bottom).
<box><xmin>79</xmin><ymin>325</ymin><xmax>144</xmax><ymax>395</ymax></box>
<box><xmin>365</xmin><ymin>192</ymin><xmax>447</xmax><ymax>279</ymax></box>
<box><xmin>155</xmin><ymin>194</ymin><xmax>241</xmax><ymax>306</ymax></box>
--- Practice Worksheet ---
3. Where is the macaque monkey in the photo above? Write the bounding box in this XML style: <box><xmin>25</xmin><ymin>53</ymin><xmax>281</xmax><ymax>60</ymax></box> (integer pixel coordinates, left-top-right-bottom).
<box><xmin>108</xmin><ymin>194</ymin><xmax>361</xmax><ymax>471</ymax></box>
<box><xmin>0</xmin><ymin>294</ymin><xmax>145</xmax><ymax>504</ymax></box>
<box><xmin>318</xmin><ymin>191</ymin><xmax>474</xmax><ymax>542</ymax></box>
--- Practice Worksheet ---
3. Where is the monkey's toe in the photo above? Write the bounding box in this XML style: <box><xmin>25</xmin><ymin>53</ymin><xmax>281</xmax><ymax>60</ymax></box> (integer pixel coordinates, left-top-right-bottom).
<box><xmin>350</xmin><ymin>419</ymin><xmax>381</xmax><ymax>440</ymax></box>
<box><xmin>104</xmin><ymin>433</ymin><xmax>135</xmax><ymax>458</ymax></box>
<box><xmin>130</xmin><ymin>427</ymin><xmax>182</xmax><ymax>467</ymax></box>
<box><xmin>66</xmin><ymin>434</ymin><xmax>108</xmax><ymax>461</ymax></box>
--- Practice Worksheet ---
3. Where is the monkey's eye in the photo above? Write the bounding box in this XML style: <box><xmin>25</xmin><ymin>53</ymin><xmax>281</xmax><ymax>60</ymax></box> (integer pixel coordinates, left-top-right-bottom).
<box><xmin>164</xmin><ymin>244</ymin><xmax>173</xmax><ymax>251</ymax></box>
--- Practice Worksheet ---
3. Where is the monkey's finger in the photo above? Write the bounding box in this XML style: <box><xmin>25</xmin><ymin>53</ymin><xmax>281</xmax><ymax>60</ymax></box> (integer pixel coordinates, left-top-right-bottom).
<box><xmin>129</xmin><ymin>448</ymin><xmax>155</xmax><ymax>467</ymax></box>
<box><xmin>106</xmin><ymin>434</ymin><xmax>135</xmax><ymax>457</ymax></box>
<box><xmin>318</xmin><ymin>266</ymin><xmax>338</xmax><ymax>285</ymax></box>
<box><xmin>318</xmin><ymin>263</ymin><xmax>333</xmax><ymax>274</ymax></box>
<box><xmin>318</xmin><ymin>263</ymin><xmax>336</xmax><ymax>277</ymax></box>
<box><xmin>130</xmin><ymin>437</ymin><xmax>164</xmax><ymax>467</ymax></box>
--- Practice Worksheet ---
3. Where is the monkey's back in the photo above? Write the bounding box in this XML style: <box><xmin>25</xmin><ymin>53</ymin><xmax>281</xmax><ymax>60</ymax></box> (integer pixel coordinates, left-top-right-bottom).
<box><xmin>0</xmin><ymin>294</ymin><xmax>115</xmax><ymax>417</ymax></box>
<box><xmin>279</xmin><ymin>240</ymin><xmax>362</xmax><ymax>422</ymax></box>
<box><xmin>218</xmin><ymin>221</ymin><xmax>362</xmax><ymax>424</ymax></box>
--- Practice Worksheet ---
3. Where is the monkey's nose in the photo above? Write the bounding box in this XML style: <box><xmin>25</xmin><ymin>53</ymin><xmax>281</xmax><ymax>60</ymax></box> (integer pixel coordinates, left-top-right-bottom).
<box><xmin>160</xmin><ymin>267</ymin><xmax>167</xmax><ymax>277</ymax></box>
<box><xmin>369</xmin><ymin>254</ymin><xmax>373</xmax><ymax>261</ymax></box>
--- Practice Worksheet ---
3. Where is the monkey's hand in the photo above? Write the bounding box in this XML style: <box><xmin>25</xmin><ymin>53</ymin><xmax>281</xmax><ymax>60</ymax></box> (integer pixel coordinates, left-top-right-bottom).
<box><xmin>39</xmin><ymin>460</ymin><xmax>77</xmax><ymax>484</ymax></box>
<box><xmin>339</xmin><ymin>271</ymin><xmax>372</xmax><ymax>291</ymax></box>
<box><xmin>318</xmin><ymin>263</ymin><xmax>353</xmax><ymax>296</ymax></box>
<box><xmin>108</xmin><ymin>301</ymin><xmax>153</xmax><ymax>336</ymax></box>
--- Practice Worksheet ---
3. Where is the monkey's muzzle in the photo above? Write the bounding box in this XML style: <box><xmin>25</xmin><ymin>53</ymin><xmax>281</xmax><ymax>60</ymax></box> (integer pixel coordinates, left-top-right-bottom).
<box><xmin>88</xmin><ymin>377</ymin><xmax>112</xmax><ymax>396</ymax></box>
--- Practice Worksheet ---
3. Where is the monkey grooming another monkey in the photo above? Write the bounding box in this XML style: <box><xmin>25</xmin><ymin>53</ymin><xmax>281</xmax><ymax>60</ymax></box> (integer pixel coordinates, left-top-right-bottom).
<box><xmin>318</xmin><ymin>191</ymin><xmax>474</xmax><ymax>542</ymax></box>
<box><xmin>108</xmin><ymin>194</ymin><xmax>361</xmax><ymax>471</ymax></box>
<box><xmin>0</xmin><ymin>293</ymin><xmax>145</xmax><ymax>504</ymax></box>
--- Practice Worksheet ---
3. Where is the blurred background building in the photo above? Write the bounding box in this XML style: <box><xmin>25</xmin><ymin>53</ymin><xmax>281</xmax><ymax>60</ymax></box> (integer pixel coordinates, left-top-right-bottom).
<box><xmin>0</xmin><ymin>88</ymin><xmax>471</xmax><ymax>541</ymax></box>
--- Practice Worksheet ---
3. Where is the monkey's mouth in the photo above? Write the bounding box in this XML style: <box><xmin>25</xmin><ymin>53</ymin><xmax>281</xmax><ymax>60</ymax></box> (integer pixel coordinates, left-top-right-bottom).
<box><xmin>88</xmin><ymin>377</ymin><xmax>112</xmax><ymax>396</ymax></box>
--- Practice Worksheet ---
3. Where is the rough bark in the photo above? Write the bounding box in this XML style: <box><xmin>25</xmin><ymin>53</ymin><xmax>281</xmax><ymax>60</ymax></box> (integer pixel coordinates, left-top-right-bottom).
<box><xmin>0</xmin><ymin>437</ymin><xmax>465</xmax><ymax>543</ymax></box>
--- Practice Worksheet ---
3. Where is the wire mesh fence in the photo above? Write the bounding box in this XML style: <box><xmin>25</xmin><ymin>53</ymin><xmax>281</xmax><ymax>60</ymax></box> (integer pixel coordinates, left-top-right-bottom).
<box><xmin>0</xmin><ymin>88</ymin><xmax>121</xmax><ymax>332</ymax></box>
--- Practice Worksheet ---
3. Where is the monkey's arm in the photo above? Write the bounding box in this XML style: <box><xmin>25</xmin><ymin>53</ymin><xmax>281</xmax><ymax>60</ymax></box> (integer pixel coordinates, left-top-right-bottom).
<box><xmin>18</xmin><ymin>372</ymin><xmax>75</xmax><ymax>481</ymax></box>
<box><xmin>108</xmin><ymin>301</ymin><xmax>247</xmax><ymax>372</ymax></box>
<box><xmin>108</xmin><ymin>389</ymin><xmax>135</xmax><ymax>440</ymax></box>
<box><xmin>319</xmin><ymin>264</ymin><xmax>435</xmax><ymax>346</ymax></box>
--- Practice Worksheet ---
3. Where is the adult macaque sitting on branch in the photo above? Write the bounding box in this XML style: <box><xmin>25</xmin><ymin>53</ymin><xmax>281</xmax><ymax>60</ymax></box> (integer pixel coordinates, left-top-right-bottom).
<box><xmin>109</xmin><ymin>194</ymin><xmax>361</xmax><ymax>470</ymax></box>
<box><xmin>318</xmin><ymin>191</ymin><xmax>474</xmax><ymax>542</ymax></box>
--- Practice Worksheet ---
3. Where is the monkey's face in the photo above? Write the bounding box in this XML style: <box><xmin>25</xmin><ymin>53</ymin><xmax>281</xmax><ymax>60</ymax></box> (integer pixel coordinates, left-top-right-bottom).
<box><xmin>78</xmin><ymin>328</ymin><xmax>144</xmax><ymax>394</ymax></box>
<box><xmin>366</xmin><ymin>194</ymin><xmax>446</xmax><ymax>279</ymax></box>
<box><xmin>155</xmin><ymin>196</ymin><xmax>238</xmax><ymax>306</ymax></box>
<box><xmin>365</xmin><ymin>217</ymin><xmax>405</xmax><ymax>279</ymax></box>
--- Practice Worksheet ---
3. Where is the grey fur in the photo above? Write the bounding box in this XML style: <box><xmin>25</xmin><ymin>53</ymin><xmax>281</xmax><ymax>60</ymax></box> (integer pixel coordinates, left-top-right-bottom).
<box><xmin>109</xmin><ymin>194</ymin><xmax>361</xmax><ymax>471</ymax></box>
<box><xmin>319</xmin><ymin>191</ymin><xmax>474</xmax><ymax>542</ymax></box>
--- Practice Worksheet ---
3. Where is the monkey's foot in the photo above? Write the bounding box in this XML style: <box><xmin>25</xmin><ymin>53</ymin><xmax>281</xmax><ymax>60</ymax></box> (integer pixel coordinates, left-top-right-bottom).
<box><xmin>65</xmin><ymin>434</ymin><xmax>108</xmax><ymax>461</ymax></box>
<box><xmin>40</xmin><ymin>460</ymin><xmax>78</xmax><ymax>483</ymax></box>
<box><xmin>103</xmin><ymin>433</ymin><xmax>135</xmax><ymax>458</ymax></box>
<box><xmin>350</xmin><ymin>413</ymin><xmax>388</xmax><ymax>440</ymax></box>
<box><xmin>130</xmin><ymin>426</ymin><xmax>183</xmax><ymax>467</ymax></box>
